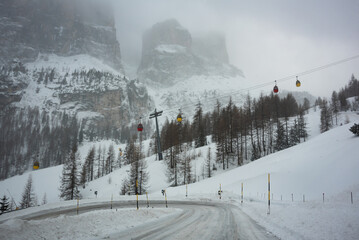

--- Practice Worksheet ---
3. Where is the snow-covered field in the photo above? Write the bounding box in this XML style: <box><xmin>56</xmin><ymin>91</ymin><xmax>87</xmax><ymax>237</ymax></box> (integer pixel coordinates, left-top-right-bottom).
<box><xmin>1</xmin><ymin>109</ymin><xmax>359</xmax><ymax>239</ymax></box>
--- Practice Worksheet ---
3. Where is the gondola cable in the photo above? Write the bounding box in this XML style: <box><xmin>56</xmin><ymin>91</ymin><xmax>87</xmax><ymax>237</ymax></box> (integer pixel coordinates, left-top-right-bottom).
<box><xmin>160</xmin><ymin>54</ymin><xmax>359</xmax><ymax>116</ymax></box>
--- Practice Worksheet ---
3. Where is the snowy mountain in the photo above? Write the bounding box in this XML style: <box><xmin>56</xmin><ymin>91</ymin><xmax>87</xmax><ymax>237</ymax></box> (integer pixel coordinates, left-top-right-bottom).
<box><xmin>0</xmin><ymin>0</ymin><xmax>123</xmax><ymax>71</ymax></box>
<box><xmin>0</xmin><ymin>109</ymin><xmax>358</xmax><ymax>239</ymax></box>
<box><xmin>0</xmin><ymin>1</ymin><xmax>334</xmax><ymax>183</ymax></box>
<box><xmin>0</xmin><ymin>1</ymin><xmax>155</xmax><ymax>179</ymax></box>
<box><xmin>0</xmin><ymin>12</ymin><xmax>249</xmax><ymax>180</ymax></box>
<box><xmin>137</xmin><ymin>19</ymin><xmax>250</xmax><ymax>119</ymax></box>
<box><xmin>138</xmin><ymin>19</ymin><xmax>244</xmax><ymax>87</ymax></box>
<box><xmin>1</xmin><ymin>2</ymin><xmax>358</xmax><ymax>239</ymax></box>
<box><xmin>0</xmin><ymin>54</ymin><xmax>154</xmax><ymax>180</ymax></box>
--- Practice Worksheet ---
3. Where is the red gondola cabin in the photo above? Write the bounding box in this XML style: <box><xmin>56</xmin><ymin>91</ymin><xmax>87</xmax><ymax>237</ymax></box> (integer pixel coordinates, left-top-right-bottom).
<box><xmin>273</xmin><ymin>85</ymin><xmax>278</xmax><ymax>93</ymax></box>
<box><xmin>137</xmin><ymin>123</ymin><xmax>143</xmax><ymax>132</ymax></box>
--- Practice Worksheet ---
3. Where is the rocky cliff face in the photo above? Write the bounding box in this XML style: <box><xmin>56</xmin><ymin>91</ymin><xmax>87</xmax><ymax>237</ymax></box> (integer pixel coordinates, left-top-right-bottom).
<box><xmin>2</xmin><ymin>64</ymin><xmax>152</xmax><ymax>127</ymax></box>
<box><xmin>0</xmin><ymin>1</ymin><xmax>156</xmax><ymax>179</ymax></box>
<box><xmin>137</xmin><ymin>19</ymin><xmax>243</xmax><ymax>86</ymax></box>
<box><xmin>0</xmin><ymin>0</ymin><xmax>142</xmax><ymax>126</ymax></box>
<box><xmin>0</xmin><ymin>60</ymin><xmax>153</xmax><ymax>179</ymax></box>
<box><xmin>58</xmin><ymin>74</ymin><xmax>151</xmax><ymax>128</ymax></box>
<box><xmin>0</xmin><ymin>61</ymin><xmax>29</xmax><ymax>111</ymax></box>
<box><xmin>0</xmin><ymin>0</ymin><xmax>122</xmax><ymax>71</ymax></box>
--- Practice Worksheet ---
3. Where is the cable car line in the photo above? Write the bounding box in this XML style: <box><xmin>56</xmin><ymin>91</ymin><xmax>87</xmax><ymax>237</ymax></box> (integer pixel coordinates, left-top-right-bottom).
<box><xmin>158</xmin><ymin>53</ymin><xmax>359</xmax><ymax>116</ymax></box>
<box><xmin>275</xmin><ymin>54</ymin><xmax>359</xmax><ymax>83</ymax></box>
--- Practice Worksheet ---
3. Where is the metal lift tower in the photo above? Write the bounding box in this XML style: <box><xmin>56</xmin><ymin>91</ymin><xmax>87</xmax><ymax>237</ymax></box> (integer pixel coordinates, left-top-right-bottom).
<box><xmin>149</xmin><ymin>109</ymin><xmax>163</xmax><ymax>160</ymax></box>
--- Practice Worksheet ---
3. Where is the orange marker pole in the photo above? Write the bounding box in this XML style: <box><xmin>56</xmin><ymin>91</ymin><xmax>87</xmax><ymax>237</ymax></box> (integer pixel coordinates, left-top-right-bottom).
<box><xmin>267</xmin><ymin>174</ymin><xmax>270</xmax><ymax>215</ymax></box>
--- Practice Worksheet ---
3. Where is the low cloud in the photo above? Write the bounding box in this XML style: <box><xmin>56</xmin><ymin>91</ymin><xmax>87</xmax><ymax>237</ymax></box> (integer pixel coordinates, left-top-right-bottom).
<box><xmin>112</xmin><ymin>0</ymin><xmax>359</xmax><ymax>97</ymax></box>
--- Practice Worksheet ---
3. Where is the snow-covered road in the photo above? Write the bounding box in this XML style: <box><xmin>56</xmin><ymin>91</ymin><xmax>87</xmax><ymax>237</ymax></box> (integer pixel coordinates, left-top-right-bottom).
<box><xmin>108</xmin><ymin>201</ymin><xmax>278</xmax><ymax>240</ymax></box>
<box><xmin>2</xmin><ymin>201</ymin><xmax>278</xmax><ymax>240</ymax></box>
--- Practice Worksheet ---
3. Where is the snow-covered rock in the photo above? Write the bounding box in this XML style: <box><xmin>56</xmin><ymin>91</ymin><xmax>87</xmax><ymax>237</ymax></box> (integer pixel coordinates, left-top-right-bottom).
<box><xmin>0</xmin><ymin>0</ymin><xmax>123</xmax><ymax>72</ymax></box>
<box><xmin>137</xmin><ymin>19</ymin><xmax>243</xmax><ymax>87</ymax></box>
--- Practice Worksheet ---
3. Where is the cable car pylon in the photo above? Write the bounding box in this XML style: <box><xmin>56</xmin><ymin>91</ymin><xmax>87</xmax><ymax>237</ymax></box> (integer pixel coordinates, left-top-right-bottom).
<box><xmin>149</xmin><ymin>109</ymin><xmax>163</xmax><ymax>160</ymax></box>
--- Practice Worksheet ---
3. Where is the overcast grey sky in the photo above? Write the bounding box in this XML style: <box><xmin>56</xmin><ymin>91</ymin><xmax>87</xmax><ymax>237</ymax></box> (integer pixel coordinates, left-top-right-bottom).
<box><xmin>113</xmin><ymin>0</ymin><xmax>359</xmax><ymax>97</ymax></box>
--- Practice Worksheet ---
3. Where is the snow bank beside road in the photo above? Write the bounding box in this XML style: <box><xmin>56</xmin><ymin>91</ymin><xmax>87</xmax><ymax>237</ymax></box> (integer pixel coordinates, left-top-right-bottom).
<box><xmin>0</xmin><ymin>208</ymin><xmax>180</xmax><ymax>240</ymax></box>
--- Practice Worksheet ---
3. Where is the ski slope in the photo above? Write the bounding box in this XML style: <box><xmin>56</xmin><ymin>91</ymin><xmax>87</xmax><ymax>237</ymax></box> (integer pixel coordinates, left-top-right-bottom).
<box><xmin>0</xmin><ymin>110</ymin><xmax>359</xmax><ymax>239</ymax></box>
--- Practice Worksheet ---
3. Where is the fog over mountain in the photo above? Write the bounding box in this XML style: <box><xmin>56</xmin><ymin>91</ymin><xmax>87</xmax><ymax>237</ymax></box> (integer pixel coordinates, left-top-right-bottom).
<box><xmin>137</xmin><ymin>19</ymin><xmax>243</xmax><ymax>86</ymax></box>
<box><xmin>0</xmin><ymin>0</ymin><xmax>122</xmax><ymax>71</ymax></box>
<box><xmin>113</xmin><ymin>0</ymin><xmax>359</xmax><ymax>97</ymax></box>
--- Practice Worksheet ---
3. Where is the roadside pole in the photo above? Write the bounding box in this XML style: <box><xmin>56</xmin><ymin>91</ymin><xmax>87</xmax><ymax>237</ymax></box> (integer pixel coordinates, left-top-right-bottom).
<box><xmin>136</xmin><ymin>179</ymin><xmax>139</xmax><ymax>210</ymax></box>
<box><xmin>241</xmin><ymin>182</ymin><xmax>243</xmax><ymax>204</ymax></box>
<box><xmin>267</xmin><ymin>173</ymin><xmax>270</xmax><ymax>215</ymax></box>
<box><xmin>146</xmin><ymin>192</ymin><xmax>149</xmax><ymax>208</ymax></box>
<box><xmin>219</xmin><ymin>184</ymin><xmax>222</xmax><ymax>200</ymax></box>
<box><xmin>165</xmin><ymin>190</ymin><xmax>168</xmax><ymax>208</ymax></box>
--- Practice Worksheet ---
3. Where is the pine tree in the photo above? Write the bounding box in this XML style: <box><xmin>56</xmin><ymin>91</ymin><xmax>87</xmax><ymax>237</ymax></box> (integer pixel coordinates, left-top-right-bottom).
<box><xmin>178</xmin><ymin>144</ymin><xmax>192</xmax><ymax>185</ymax></box>
<box><xmin>78</xmin><ymin>123</ymin><xmax>84</xmax><ymax>144</ymax></box>
<box><xmin>320</xmin><ymin>99</ymin><xmax>332</xmax><ymax>133</ymax></box>
<box><xmin>193</xmin><ymin>102</ymin><xmax>206</xmax><ymax>148</ymax></box>
<box><xmin>298</xmin><ymin>108</ymin><xmax>308</xmax><ymax>142</ymax></box>
<box><xmin>339</xmin><ymin>89</ymin><xmax>349</xmax><ymax>111</ymax></box>
<box><xmin>125</xmin><ymin>138</ymin><xmax>149</xmax><ymax>195</ymax></box>
<box><xmin>331</xmin><ymin>91</ymin><xmax>340</xmax><ymax>126</ymax></box>
<box><xmin>20</xmin><ymin>174</ymin><xmax>36</xmax><ymax>208</ymax></box>
<box><xmin>349</xmin><ymin>123</ymin><xmax>359</xmax><ymax>136</ymax></box>
<box><xmin>205</xmin><ymin>147</ymin><xmax>212</xmax><ymax>178</ymax></box>
<box><xmin>101</xmin><ymin>146</ymin><xmax>106</xmax><ymax>176</ymax></box>
<box><xmin>118</xmin><ymin>148</ymin><xmax>122</xmax><ymax>168</ymax></box>
<box><xmin>59</xmin><ymin>143</ymin><xmax>81</xmax><ymax>200</ymax></box>
<box><xmin>81</xmin><ymin>147</ymin><xmax>95</xmax><ymax>186</ymax></box>
<box><xmin>96</xmin><ymin>145</ymin><xmax>102</xmax><ymax>178</ymax></box>
<box><xmin>106</xmin><ymin>144</ymin><xmax>115</xmax><ymax>174</ymax></box>
<box><xmin>257</xmin><ymin>93</ymin><xmax>268</xmax><ymax>157</ymax></box>
<box><xmin>215</xmin><ymin>112</ymin><xmax>226</xmax><ymax>170</ymax></box>
<box><xmin>125</xmin><ymin>138</ymin><xmax>136</xmax><ymax>165</ymax></box>
<box><xmin>165</xmin><ymin>146</ymin><xmax>180</xmax><ymax>186</ymax></box>
<box><xmin>275</xmin><ymin>120</ymin><xmax>287</xmax><ymax>151</ymax></box>
<box><xmin>88</xmin><ymin>146</ymin><xmax>95</xmax><ymax>181</ymax></box>
<box><xmin>120</xmin><ymin>178</ymin><xmax>130</xmax><ymax>195</ymax></box>
<box><xmin>0</xmin><ymin>195</ymin><xmax>9</xmax><ymax>214</ymax></box>
<box><xmin>289</xmin><ymin>119</ymin><xmax>300</xmax><ymax>146</ymax></box>
<box><xmin>138</xmin><ymin>157</ymin><xmax>149</xmax><ymax>195</ymax></box>
<box><xmin>80</xmin><ymin>159</ymin><xmax>88</xmax><ymax>187</ymax></box>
